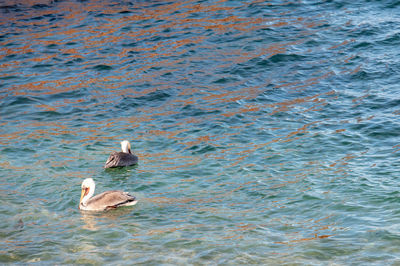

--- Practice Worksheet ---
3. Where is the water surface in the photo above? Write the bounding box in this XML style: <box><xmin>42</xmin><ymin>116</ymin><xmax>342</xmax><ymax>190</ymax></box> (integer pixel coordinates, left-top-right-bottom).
<box><xmin>1</xmin><ymin>0</ymin><xmax>400</xmax><ymax>264</ymax></box>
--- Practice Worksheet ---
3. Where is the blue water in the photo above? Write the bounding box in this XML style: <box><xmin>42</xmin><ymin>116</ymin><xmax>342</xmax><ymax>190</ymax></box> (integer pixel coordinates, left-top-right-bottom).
<box><xmin>1</xmin><ymin>0</ymin><xmax>400</xmax><ymax>264</ymax></box>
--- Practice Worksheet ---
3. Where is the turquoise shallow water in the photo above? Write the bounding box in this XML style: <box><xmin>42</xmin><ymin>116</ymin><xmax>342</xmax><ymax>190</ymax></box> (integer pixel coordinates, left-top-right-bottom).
<box><xmin>2</xmin><ymin>0</ymin><xmax>400</xmax><ymax>264</ymax></box>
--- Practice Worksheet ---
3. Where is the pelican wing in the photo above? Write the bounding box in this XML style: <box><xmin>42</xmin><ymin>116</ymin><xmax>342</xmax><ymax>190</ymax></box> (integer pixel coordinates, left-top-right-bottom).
<box><xmin>104</xmin><ymin>152</ymin><xmax>138</xmax><ymax>168</ymax></box>
<box><xmin>85</xmin><ymin>190</ymin><xmax>137</xmax><ymax>211</ymax></box>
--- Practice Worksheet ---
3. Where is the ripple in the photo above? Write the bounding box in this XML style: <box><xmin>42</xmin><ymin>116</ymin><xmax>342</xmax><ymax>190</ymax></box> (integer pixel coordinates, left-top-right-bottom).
<box><xmin>1</xmin><ymin>0</ymin><xmax>399</xmax><ymax>264</ymax></box>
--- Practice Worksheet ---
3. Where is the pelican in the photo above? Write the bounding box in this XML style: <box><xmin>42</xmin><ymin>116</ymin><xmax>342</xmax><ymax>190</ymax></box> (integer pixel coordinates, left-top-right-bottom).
<box><xmin>104</xmin><ymin>140</ymin><xmax>138</xmax><ymax>168</ymax></box>
<box><xmin>79</xmin><ymin>178</ymin><xmax>137</xmax><ymax>211</ymax></box>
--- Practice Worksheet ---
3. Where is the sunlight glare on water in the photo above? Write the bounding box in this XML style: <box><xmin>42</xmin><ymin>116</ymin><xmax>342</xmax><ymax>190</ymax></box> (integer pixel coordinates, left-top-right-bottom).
<box><xmin>1</xmin><ymin>0</ymin><xmax>400</xmax><ymax>264</ymax></box>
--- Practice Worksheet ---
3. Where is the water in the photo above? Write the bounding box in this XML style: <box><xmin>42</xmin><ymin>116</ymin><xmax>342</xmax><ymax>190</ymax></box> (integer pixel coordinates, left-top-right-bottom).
<box><xmin>1</xmin><ymin>0</ymin><xmax>400</xmax><ymax>264</ymax></box>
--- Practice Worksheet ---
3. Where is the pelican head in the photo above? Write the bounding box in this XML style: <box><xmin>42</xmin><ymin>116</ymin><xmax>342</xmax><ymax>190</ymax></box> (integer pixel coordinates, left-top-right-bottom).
<box><xmin>80</xmin><ymin>178</ymin><xmax>95</xmax><ymax>207</ymax></box>
<box><xmin>121</xmin><ymin>140</ymin><xmax>132</xmax><ymax>154</ymax></box>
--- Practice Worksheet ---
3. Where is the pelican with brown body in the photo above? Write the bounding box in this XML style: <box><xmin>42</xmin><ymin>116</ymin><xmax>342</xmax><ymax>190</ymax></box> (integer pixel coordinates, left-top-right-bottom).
<box><xmin>79</xmin><ymin>178</ymin><xmax>137</xmax><ymax>211</ymax></box>
<box><xmin>104</xmin><ymin>140</ymin><xmax>138</xmax><ymax>168</ymax></box>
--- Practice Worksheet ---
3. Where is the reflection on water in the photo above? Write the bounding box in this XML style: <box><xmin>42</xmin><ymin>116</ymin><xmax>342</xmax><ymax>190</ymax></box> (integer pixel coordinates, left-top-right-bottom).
<box><xmin>1</xmin><ymin>0</ymin><xmax>400</xmax><ymax>264</ymax></box>
<box><xmin>80</xmin><ymin>208</ymin><xmax>137</xmax><ymax>231</ymax></box>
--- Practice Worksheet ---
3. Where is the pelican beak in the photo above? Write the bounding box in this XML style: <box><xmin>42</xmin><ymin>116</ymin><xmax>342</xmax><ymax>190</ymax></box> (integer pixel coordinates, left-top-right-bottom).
<box><xmin>80</xmin><ymin>188</ymin><xmax>85</xmax><ymax>203</ymax></box>
<box><xmin>80</xmin><ymin>187</ymin><xmax>88</xmax><ymax>203</ymax></box>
